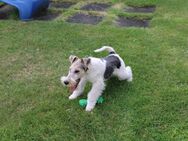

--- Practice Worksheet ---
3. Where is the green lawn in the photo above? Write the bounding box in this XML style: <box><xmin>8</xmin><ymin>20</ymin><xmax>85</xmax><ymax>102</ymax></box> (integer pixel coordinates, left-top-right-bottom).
<box><xmin>0</xmin><ymin>0</ymin><xmax>188</xmax><ymax>140</ymax></box>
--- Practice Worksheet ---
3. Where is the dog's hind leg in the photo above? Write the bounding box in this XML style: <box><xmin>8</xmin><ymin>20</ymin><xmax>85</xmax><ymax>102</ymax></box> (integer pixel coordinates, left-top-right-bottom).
<box><xmin>113</xmin><ymin>65</ymin><xmax>133</xmax><ymax>82</ymax></box>
<box><xmin>86</xmin><ymin>78</ymin><xmax>105</xmax><ymax>111</ymax></box>
<box><xmin>69</xmin><ymin>78</ymin><xmax>87</xmax><ymax>100</ymax></box>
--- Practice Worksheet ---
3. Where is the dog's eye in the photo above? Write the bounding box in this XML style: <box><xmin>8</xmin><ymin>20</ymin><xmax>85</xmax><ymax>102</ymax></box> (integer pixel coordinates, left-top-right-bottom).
<box><xmin>74</xmin><ymin>70</ymin><xmax>80</xmax><ymax>73</ymax></box>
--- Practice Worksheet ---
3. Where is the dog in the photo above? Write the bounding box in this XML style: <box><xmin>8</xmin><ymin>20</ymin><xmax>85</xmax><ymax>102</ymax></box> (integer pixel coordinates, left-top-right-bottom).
<box><xmin>61</xmin><ymin>46</ymin><xmax>133</xmax><ymax>111</ymax></box>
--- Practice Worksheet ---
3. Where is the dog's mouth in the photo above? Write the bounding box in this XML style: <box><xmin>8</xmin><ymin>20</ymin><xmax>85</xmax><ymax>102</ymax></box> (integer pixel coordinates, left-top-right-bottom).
<box><xmin>75</xmin><ymin>78</ymin><xmax>81</xmax><ymax>89</ymax></box>
<box><xmin>69</xmin><ymin>78</ymin><xmax>80</xmax><ymax>93</ymax></box>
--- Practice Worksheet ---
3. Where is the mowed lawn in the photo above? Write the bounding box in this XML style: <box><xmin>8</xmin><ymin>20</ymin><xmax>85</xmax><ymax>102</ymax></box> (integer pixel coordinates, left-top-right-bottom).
<box><xmin>0</xmin><ymin>0</ymin><xmax>188</xmax><ymax>140</ymax></box>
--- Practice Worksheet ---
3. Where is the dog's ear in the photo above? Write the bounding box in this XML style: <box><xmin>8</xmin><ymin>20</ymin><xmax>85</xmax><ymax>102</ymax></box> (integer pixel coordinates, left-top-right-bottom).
<box><xmin>69</xmin><ymin>55</ymin><xmax>78</xmax><ymax>63</ymax></box>
<box><xmin>81</xmin><ymin>58</ymin><xmax>91</xmax><ymax>71</ymax></box>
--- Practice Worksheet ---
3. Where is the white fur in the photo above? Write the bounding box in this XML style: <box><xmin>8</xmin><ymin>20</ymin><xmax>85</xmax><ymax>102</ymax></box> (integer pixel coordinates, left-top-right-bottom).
<box><xmin>94</xmin><ymin>46</ymin><xmax>115</xmax><ymax>53</ymax></box>
<box><xmin>61</xmin><ymin>46</ymin><xmax>133</xmax><ymax>111</ymax></box>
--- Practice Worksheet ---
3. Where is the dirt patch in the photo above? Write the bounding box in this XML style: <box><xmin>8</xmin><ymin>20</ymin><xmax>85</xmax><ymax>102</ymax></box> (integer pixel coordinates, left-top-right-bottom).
<box><xmin>34</xmin><ymin>10</ymin><xmax>61</xmax><ymax>21</ymax></box>
<box><xmin>116</xmin><ymin>16</ymin><xmax>149</xmax><ymax>28</ymax></box>
<box><xmin>125</xmin><ymin>5</ymin><xmax>156</xmax><ymax>13</ymax></box>
<box><xmin>81</xmin><ymin>3</ymin><xmax>111</xmax><ymax>11</ymax></box>
<box><xmin>67</xmin><ymin>13</ymin><xmax>103</xmax><ymax>25</ymax></box>
<box><xmin>50</xmin><ymin>1</ymin><xmax>76</xmax><ymax>9</ymax></box>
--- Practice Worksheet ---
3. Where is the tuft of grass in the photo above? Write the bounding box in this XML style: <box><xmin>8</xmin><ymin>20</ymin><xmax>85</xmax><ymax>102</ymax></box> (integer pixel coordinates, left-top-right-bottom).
<box><xmin>125</xmin><ymin>0</ymin><xmax>157</xmax><ymax>7</ymax></box>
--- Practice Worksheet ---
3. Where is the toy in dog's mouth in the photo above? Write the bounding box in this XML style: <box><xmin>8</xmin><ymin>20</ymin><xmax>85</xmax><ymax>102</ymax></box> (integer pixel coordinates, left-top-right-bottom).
<box><xmin>68</xmin><ymin>79</ymin><xmax>80</xmax><ymax>93</ymax></box>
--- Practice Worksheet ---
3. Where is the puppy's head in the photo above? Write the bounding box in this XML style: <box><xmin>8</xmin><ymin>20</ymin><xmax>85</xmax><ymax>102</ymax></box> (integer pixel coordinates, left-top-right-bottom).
<box><xmin>62</xmin><ymin>55</ymin><xmax>90</xmax><ymax>86</ymax></box>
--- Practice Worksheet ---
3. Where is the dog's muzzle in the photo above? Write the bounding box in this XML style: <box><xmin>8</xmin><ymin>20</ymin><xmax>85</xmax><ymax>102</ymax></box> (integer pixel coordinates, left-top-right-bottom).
<box><xmin>61</xmin><ymin>76</ymin><xmax>80</xmax><ymax>87</ymax></box>
<box><xmin>64</xmin><ymin>80</ymin><xmax>69</xmax><ymax>85</ymax></box>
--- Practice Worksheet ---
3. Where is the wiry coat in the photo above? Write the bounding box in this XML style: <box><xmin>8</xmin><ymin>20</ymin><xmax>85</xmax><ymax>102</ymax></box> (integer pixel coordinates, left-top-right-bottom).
<box><xmin>61</xmin><ymin>46</ymin><xmax>133</xmax><ymax>111</ymax></box>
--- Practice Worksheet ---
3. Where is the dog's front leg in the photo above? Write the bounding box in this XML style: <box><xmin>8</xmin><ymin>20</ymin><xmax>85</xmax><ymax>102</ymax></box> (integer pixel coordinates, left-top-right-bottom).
<box><xmin>86</xmin><ymin>79</ymin><xmax>105</xmax><ymax>111</ymax></box>
<box><xmin>69</xmin><ymin>78</ymin><xmax>87</xmax><ymax>100</ymax></box>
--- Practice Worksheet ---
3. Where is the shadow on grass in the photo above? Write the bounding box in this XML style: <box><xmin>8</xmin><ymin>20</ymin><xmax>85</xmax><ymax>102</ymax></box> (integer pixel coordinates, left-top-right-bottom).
<box><xmin>105</xmin><ymin>77</ymin><xmax>131</xmax><ymax>98</ymax></box>
<box><xmin>79</xmin><ymin>77</ymin><xmax>132</xmax><ymax>101</ymax></box>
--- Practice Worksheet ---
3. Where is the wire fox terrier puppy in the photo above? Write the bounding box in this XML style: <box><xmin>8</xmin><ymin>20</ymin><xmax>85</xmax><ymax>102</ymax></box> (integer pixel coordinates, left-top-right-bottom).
<box><xmin>61</xmin><ymin>46</ymin><xmax>133</xmax><ymax>111</ymax></box>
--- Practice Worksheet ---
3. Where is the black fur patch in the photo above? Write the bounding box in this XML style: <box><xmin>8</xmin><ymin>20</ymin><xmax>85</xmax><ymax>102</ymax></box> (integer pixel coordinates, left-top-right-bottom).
<box><xmin>86</xmin><ymin>58</ymin><xmax>91</xmax><ymax>65</ymax></box>
<box><xmin>103</xmin><ymin>55</ymin><xmax>121</xmax><ymax>79</ymax></box>
<box><xmin>109</xmin><ymin>51</ymin><xmax>115</xmax><ymax>54</ymax></box>
<box><xmin>72</xmin><ymin>57</ymin><xmax>78</xmax><ymax>63</ymax></box>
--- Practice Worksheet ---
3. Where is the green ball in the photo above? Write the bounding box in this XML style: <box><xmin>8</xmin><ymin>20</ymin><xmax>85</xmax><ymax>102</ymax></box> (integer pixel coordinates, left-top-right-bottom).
<box><xmin>79</xmin><ymin>99</ymin><xmax>87</xmax><ymax>107</ymax></box>
<box><xmin>97</xmin><ymin>96</ymin><xmax>104</xmax><ymax>104</ymax></box>
<box><xmin>79</xmin><ymin>97</ymin><xmax>104</xmax><ymax>107</ymax></box>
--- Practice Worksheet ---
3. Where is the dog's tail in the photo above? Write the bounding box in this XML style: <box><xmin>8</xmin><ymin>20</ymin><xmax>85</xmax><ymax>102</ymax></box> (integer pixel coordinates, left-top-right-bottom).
<box><xmin>94</xmin><ymin>46</ymin><xmax>116</xmax><ymax>54</ymax></box>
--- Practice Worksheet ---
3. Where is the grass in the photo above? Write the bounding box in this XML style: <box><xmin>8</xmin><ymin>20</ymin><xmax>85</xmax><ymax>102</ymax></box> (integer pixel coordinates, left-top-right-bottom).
<box><xmin>0</xmin><ymin>0</ymin><xmax>188</xmax><ymax>141</ymax></box>
<box><xmin>0</xmin><ymin>2</ymin><xmax>4</xmax><ymax>6</ymax></box>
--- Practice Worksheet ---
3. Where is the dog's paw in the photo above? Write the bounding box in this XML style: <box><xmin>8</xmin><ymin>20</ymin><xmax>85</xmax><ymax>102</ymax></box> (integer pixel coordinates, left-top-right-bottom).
<box><xmin>85</xmin><ymin>103</ymin><xmax>95</xmax><ymax>112</ymax></box>
<box><xmin>69</xmin><ymin>91</ymin><xmax>80</xmax><ymax>100</ymax></box>
<box><xmin>69</xmin><ymin>94</ymin><xmax>77</xmax><ymax>100</ymax></box>
<box><xmin>126</xmin><ymin>66</ymin><xmax>133</xmax><ymax>82</ymax></box>
<box><xmin>85</xmin><ymin>106</ymin><xmax>94</xmax><ymax>112</ymax></box>
<box><xmin>127</xmin><ymin>77</ymin><xmax>132</xmax><ymax>82</ymax></box>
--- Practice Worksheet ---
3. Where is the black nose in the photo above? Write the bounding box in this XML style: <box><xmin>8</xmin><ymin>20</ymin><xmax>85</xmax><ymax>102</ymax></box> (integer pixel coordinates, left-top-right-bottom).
<box><xmin>64</xmin><ymin>81</ymin><xmax>69</xmax><ymax>85</ymax></box>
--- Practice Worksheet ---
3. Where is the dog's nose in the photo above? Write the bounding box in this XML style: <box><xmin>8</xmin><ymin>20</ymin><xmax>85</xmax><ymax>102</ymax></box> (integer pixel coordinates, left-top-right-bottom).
<box><xmin>64</xmin><ymin>81</ymin><xmax>69</xmax><ymax>85</ymax></box>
